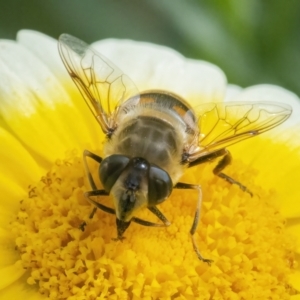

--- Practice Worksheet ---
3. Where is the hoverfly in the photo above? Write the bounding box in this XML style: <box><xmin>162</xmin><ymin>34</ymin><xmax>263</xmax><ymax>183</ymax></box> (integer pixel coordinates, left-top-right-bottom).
<box><xmin>58</xmin><ymin>34</ymin><xmax>292</xmax><ymax>264</ymax></box>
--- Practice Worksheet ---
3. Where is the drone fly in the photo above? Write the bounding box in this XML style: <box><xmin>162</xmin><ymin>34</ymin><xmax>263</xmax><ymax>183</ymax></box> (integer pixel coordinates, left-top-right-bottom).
<box><xmin>58</xmin><ymin>34</ymin><xmax>292</xmax><ymax>264</ymax></box>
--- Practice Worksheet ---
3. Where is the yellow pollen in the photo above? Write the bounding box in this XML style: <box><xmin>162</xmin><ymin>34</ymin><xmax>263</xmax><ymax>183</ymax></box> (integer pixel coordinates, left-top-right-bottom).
<box><xmin>11</xmin><ymin>149</ymin><xmax>297</xmax><ymax>299</ymax></box>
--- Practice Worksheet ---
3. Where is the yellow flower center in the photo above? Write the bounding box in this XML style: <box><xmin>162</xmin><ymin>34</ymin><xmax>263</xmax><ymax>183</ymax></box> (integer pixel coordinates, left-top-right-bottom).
<box><xmin>11</xmin><ymin>148</ymin><xmax>297</xmax><ymax>299</ymax></box>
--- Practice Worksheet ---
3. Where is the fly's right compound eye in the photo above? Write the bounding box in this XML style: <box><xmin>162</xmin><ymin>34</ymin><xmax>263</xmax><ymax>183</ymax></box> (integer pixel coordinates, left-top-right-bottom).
<box><xmin>99</xmin><ymin>155</ymin><xmax>130</xmax><ymax>192</ymax></box>
<box><xmin>148</xmin><ymin>166</ymin><xmax>173</xmax><ymax>206</ymax></box>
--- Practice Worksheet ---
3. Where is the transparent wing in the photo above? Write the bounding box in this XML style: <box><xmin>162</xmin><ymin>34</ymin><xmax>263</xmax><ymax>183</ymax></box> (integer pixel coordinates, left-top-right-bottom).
<box><xmin>58</xmin><ymin>34</ymin><xmax>139</xmax><ymax>134</ymax></box>
<box><xmin>188</xmin><ymin>101</ymin><xmax>292</xmax><ymax>159</ymax></box>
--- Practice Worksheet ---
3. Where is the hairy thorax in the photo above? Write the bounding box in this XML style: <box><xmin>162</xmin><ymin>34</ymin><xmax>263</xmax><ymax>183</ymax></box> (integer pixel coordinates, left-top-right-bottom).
<box><xmin>104</xmin><ymin>111</ymin><xmax>187</xmax><ymax>184</ymax></box>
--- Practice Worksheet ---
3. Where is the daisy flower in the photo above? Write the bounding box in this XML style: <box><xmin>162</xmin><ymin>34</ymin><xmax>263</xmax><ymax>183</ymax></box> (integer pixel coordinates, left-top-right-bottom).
<box><xmin>0</xmin><ymin>30</ymin><xmax>299</xmax><ymax>299</ymax></box>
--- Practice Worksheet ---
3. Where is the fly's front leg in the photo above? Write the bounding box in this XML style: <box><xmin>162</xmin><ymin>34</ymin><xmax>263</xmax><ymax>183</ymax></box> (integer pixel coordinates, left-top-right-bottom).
<box><xmin>79</xmin><ymin>189</ymin><xmax>114</xmax><ymax>230</ymax></box>
<box><xmin>174</xmin><ymin>182</ymin><xmax>213</xmax><ymax>265</ymax></box>
<box><xmin>83</xmin><ymin>149</ymin><xmax>103</xmax><ymax>190</ymax></box>
<box><xmin>131</xmin><ymin>206</ymin><xmax>171</xmax><ymax>227</ymax></box>
<box><xmin>80</xmin><ymin>150</ymin><xmax>104</xmax><ymax>231</ymax></box>
<box><xmin>147</xmin><ymin>206</ymin><xmax>171</xmax><ymax>226</ymax></box>
<box><xmin>213</xmin><ymin>150</ymin><xmax>253</xmax><ymax>196</ymax></box>
<box><xmin>112</xmin><ymin>207</ymin><xmax>171</xmax><ymax>242</ymax></box>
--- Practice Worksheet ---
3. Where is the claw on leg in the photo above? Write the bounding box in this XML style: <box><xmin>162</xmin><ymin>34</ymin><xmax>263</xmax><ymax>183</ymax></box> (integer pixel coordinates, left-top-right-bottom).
<box><xmin>79</xmin><ymin>221</ymin><xmax>87</xmax><ymax>231</ymax></box>
<box><xmin>191</xmin><ymin>235</ymin><xmax>213</xmax><ymax>265</ymax></box>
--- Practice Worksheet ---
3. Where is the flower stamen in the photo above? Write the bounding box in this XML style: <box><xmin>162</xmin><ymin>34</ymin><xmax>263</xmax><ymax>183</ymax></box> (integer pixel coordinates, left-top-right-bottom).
<box><xmin>11</xmin><ymin>149</ymin><xmax>297</xmax><ymax>299</ymax></box>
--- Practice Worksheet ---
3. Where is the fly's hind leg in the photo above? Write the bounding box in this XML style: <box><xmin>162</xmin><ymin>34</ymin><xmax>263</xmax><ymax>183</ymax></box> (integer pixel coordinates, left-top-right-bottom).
<box><xmin>213</xmin><ymin>150</ymin><xmax>253</xmax><ymax>196</ymax></box>
<box><xmin>174</xmin><ymin>182</ymin><xmax>213</xmax><ymax>265</ymax></box>
<box><xmin>80</xmin><ymin>149</ymin><xmax>105</xmax><ymax>231</ymax></box>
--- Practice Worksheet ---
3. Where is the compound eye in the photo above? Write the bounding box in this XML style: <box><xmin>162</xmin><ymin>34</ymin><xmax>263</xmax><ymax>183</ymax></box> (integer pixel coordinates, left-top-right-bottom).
<box><xmin>99</xmin><ymin>155</ymin><xmax>130</xmax><ymax>192</ymax></box>
<box><xmin>148</xmin><ymin>166</ymin><xmax>173</xmax><ymax>205</ymax></box>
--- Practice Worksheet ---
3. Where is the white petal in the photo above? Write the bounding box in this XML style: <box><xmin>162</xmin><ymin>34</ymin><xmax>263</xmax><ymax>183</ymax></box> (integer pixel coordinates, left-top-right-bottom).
<box><xmin>92</xmin><ymin>39</ymin><xmax>227</xmax><ymax>103</ymax></box>
<box><xmin>0</xmin><ymin>40</ymin><xmax>71</xmax><ymax>116</ymax></box>
<box><xmin>0</xmin><ymin>40</ymin><xmax>99</xmax><ymax>162</ymax></box>
<box><xmin>17</xmin><ymin>30</ymin><xmax>69</xmax><ymax>81</ymax></box>
<box><xmin>224</xmin><ymin>84</ymin><xmax>243</xmax><ymax>102</ymax></box>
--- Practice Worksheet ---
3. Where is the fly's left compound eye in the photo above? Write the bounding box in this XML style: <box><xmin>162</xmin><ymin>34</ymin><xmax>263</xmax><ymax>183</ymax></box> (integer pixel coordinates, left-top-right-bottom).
<box><xmin>148</xmin><ymin>166</ymin><xmax>173</xmax><ymax>205</ymax></box>
<box><xmin>99</xmin><ymin>155</ymin><xmax>130</xmax><ymax>193</ymax></box>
